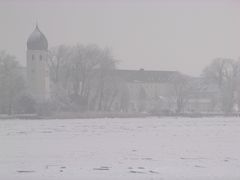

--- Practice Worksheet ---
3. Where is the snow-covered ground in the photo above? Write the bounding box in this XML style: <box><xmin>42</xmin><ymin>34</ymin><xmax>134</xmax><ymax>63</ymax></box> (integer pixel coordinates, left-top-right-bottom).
<box><xmin>0</xmin><ymin>117</ymin><xmax>240</xmax><ymax>180</ymax></box>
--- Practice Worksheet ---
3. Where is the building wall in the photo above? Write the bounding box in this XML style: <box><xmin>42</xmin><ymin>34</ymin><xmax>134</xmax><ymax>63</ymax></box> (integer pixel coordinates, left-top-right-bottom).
<box><xmin>27</xmin><ymin>50</ymin><xmax>50</xmax><ymax>102</ymax></box>
<box><xmin>119</xmin><ymin>82</ymin><xmax>173</xmax><ymax>112</ymax></box>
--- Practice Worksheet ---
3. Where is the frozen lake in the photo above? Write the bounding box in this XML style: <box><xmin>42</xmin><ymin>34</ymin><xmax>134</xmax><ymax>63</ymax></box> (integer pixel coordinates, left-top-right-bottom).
<box><xmin>0</xmin><ymin>117</ymin><xmax>240</xmax><ymax>180</ymax></box>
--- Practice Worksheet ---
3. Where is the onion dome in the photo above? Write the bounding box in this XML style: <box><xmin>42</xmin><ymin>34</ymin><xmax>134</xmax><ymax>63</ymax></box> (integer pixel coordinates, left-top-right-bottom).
<box><xmin>27</xmin><ymin>25</ymin><xmax>48</xmax><ymax>50</ymax></box>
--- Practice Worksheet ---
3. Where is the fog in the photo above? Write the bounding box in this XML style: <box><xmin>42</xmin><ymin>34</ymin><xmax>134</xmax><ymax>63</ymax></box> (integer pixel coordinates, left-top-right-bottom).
<box><xmin>1</xmin><ymin>1</ymin><xmax>240</xmax><ymax>180</ymax></box>
<box><xmin>1</xmin><ymin>0</ymin><xmax>240</xmax><ymax>76</ymax></box>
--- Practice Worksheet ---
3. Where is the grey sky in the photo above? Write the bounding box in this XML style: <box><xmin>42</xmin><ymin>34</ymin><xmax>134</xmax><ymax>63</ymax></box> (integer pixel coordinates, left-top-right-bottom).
<box><xmin>0</xmin><ymin>0</ymin><xmax>240</xmax><ymax>76</ymax></box>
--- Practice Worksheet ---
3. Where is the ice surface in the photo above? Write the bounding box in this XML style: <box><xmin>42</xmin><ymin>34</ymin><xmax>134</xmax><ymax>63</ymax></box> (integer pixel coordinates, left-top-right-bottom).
<box><xmin>0</xmin><ymin>117</ymin><xmax>240</xmax><ymax>180</ymax></box>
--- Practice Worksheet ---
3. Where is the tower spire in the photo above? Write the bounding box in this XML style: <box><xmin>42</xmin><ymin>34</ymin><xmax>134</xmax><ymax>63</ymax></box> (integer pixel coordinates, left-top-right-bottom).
<box><xmin>36</xmin><ymin>19</ymin><xmax>38</xmax><ymax>29</ymax></box>
<box><xmin>26</xmin><ymin>24</ymin><xmax>50</xmax><ymax>102</ymax></box>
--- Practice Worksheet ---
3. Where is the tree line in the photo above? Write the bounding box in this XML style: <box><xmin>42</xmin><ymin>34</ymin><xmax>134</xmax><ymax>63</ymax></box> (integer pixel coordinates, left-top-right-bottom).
<box><xmin>203</xmin><ymin>58</ymin><xmax>240</xmax><ymax>113</ymax></box>
<box><xmin>0</xmin><ymin>45</ymin><xmax>125</xmax><ymax>115</ymax></box>
<box><xmin>48</xmin><ymin>44</ymin><xmax>125</xmax><ymax>113</ymax></box>
<box><xmin>0</xmin><ymin>46</ymin><xmax>240</xmax><ymax>115</ymax></box>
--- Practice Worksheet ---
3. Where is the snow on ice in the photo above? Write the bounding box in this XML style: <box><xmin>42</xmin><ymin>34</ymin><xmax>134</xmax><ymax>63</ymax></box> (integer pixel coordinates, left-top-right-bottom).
<box><xmin>0</xmin><ymin>117</ymin><xmax>240</xmax><ymax>180</ymax></box>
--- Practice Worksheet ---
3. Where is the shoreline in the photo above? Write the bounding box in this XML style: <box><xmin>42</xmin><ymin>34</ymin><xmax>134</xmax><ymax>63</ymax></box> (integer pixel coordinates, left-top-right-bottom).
<box><xmin>0</xmin><ymin>112</ymin><xmax>240</xmax><ymax>120</ymax></box>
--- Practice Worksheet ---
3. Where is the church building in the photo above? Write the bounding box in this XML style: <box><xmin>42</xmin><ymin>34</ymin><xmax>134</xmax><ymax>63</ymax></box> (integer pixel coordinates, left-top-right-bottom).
<box><xmin>26</xmin><ymin>25</ymin><xmax>50</xmax><ymax>102</ymax></box>
<box><xmin>24</xmin><ymin>25</ymin><xmax>217</xmax><ymax>113</ymax></box>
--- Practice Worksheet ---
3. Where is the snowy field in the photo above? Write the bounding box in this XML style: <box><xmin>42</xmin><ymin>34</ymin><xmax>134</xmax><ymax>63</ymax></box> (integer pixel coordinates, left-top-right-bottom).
<box><xmin>0</xmin><ymin>117</ymin><xmax>240</xmax><ymax>180</ymax></box>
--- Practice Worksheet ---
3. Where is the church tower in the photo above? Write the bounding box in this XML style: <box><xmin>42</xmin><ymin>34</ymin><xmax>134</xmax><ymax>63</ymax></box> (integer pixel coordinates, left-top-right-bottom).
<box><xmin>26</xmin><ymin>25</ymin><xmax>50</xmax><ymax>102</ymax></box>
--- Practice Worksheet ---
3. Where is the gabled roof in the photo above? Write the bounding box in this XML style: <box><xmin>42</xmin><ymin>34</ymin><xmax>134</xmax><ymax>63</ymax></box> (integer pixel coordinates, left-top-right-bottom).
<box><xmin>114</xmin><ymin>69</ymin><xmax>180</xmax><ymax>83</ymax></box>
<box><xmin>189</xmin><ymin>77</ymin><xmax>219</xmax><ymax>92</ymax></box>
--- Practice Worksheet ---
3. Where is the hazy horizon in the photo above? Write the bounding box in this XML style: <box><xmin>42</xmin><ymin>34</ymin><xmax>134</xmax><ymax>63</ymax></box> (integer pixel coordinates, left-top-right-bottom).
<box><xmin>1</xmin><ymin>0</ymin><xmax>240</xmax><ymax>76</ymax></box>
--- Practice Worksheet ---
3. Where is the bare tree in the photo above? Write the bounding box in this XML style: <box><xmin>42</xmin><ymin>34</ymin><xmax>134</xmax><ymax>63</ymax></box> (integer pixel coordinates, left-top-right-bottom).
<box><xmin>48</xmin><ymin>45</ymin><xmax>73</xmax><ymax>110</ymax></box>
<box><xmin>168</xmin><ymin>73</ymin><xmax>191</xmax><ymax>114</ymax></box>
<box><xmin>202</xmin><ymin>58</ymin><xmax>240</xmax><ymax>113</ymax></box>
<box><xmin>0</xmin><ymin>51</ymin><xmax>25</xmax><ymax>115</ymax></box>
<box><xmin>48</xmin><ymin>45</ymin><xmax>70</xmax><ymax>84</ymax></box>
<box><xmin>49</xmin><ymin>44</ymin><xmax>117</xmax><ymax>112</ymax></box>
<box><xmin>137</xmin><ymin>86</ymin><xmax>147</xmax><ymax>112</ymax></box>
<box><xmin>94</xmin><ymin>48</ymin><xmax>117</xmax><ymax>111</ymax></box>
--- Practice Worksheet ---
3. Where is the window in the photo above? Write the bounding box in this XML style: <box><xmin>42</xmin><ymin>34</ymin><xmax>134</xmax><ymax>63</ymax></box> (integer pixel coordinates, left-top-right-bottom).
<box><xmin>32</xmin><ymin>54</ymin><xmax>34</xmax><ymax>60</ymax></box>
<box><xmin>40</xmin><ymin>55</ymin><xmax>42</xmax><ymax>61</ymax></box>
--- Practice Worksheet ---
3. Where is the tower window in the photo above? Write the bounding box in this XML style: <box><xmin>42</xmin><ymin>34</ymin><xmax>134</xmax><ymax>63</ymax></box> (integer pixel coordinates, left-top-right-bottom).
<box><xmin>40</xmin><ymin>55</ymin><xmax>42</xmax><ymax>61</ymax></box>
<box><xmin>32</xmin><ymin>54</ymin><xmax>35</xmax><ymax>60</ymax></box>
